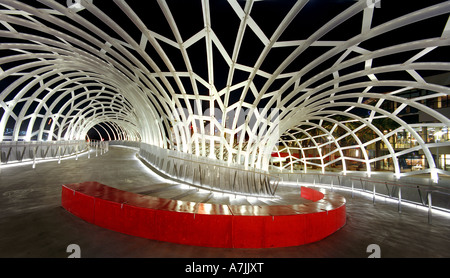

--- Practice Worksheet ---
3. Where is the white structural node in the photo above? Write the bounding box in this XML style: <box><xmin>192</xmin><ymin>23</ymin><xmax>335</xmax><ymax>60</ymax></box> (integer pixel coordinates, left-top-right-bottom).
<box><xmin>1</xmin><ymin>0</ymin><xmax>450</xmax><ymax>193</ymax></box>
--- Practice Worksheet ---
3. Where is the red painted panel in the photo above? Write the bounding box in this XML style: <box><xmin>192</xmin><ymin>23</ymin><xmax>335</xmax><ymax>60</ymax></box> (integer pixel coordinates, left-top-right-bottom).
<box><xmin>61</xmin><ymin>182</ymin><xmax>346</xmax><ymax>248</ymax></box>
<box><xmin>120</xmin><ymin>204</ymin><xmax>140</xmax><ymax>236</ymax></box>
<box><xmin>71</xmin><ymin>191</ymin><xmax>95</xmax><ymax>223</ymax></box>
<box><xmin>188</xmin><ymin>214</ymin><xmax>233</xmax><ymax>248</ymax></box>
<box><xmin>263</xmin><ymin>214</ymin><xmax>307</xmax><ymax>248</ymax></box>
<box><xmin>324</xmin><ymin>209</ymin><xmax>337</xmax><ymax>237</ymax></box>
<box><xmin>61</xmin><ymin>185</ymin><xmax>74</xmax><ymax>211</ymax></box>
<box><xmin>93</xmin><ymin>198</ymin><xmax>125</xmax><ymax>233</ymax></box>
<box><xmin>122</xmin><ymin>204</ymin><xmax>158</xmax><ymax>239</ymax></box>
<box><xmin>271</xmin><ymin>152</ymin><xmax>300</xmax><ymax>158</ymax></box>
<box><xmin>335</xmin><ymin>205</ymin><xmax>347</xmax><ymax>229</ymax></box>
<box><xmin>155</xmin><ymin>210</ymin><xmax>194</xmax><ymax>245</ymax></box>
<box><xmin>232</xmin><ymin>215</ymin><xmax>269</xmax><ymax>248</ymax></box>
<box><xmin>301</xmin><ymin>186</ymin><xmax>324</xmax><ymax>202</ymax></box>
<box><xmin>304</xmin><ymin>211</ymin><xmax>328</xmax><ymax>244</ymax></box>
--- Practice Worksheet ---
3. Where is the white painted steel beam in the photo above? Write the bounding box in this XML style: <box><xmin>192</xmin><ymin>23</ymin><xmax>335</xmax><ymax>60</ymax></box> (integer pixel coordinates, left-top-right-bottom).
<box><xmin>0</xmin><ymin>0</ymin><xmax>449</xmax><ymax>184</ymax></box>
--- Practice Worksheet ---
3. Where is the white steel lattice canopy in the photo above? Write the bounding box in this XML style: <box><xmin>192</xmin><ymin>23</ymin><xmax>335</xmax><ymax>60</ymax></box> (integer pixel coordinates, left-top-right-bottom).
<box><xmin>0</xmin><ymin>0</ymin><xmax>450</xmax><ymax>180</ymax></box>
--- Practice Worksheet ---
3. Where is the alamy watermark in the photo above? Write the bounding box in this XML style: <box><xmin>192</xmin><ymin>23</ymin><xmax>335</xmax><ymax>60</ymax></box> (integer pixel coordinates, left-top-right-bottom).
<box><xmin>66</xmin><ymin>244</ymin><xmax>81</xmax><ymax>258</ymax></box>
<box><xmin>367</xmin><ymin>244</ymin><xmax>381</xmax><ymax>258</ymax></box>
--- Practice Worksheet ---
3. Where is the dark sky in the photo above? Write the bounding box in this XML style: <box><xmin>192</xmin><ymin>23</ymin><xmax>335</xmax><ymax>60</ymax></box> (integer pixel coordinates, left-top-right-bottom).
<box><xmin>24</xmin><ymin>0</ymin><xmax>449</xmax><ymax>102</ymax></box>
<box><xmin>2</xmin><ymin>0</ymin><xmax>449</xmax><ymax>137</ymax></box>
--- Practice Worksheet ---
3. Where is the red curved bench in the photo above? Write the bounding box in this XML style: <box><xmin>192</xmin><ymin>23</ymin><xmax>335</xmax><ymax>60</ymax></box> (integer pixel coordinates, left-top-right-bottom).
<box><xmin>61</xmin><ymin>181</ymin><xmax>346</xmax><ymax>248</ymax></box>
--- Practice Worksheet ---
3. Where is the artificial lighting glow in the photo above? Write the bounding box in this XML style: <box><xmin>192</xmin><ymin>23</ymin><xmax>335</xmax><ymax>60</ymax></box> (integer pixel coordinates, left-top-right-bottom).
<box><xmin>279</xmin><ymin>180</ymin><xmax>450</xmax><ymax>219</ymax></box>
<box><xmin>135</xmin><ymin>146</ymin><xmax>279</xmax><ymax>200</ymax></box>
<box><xmin>0</xmin><ymin>0</ymin><xmax>448</xmax><ymax>188</ymax></box>
<box><xmin>431</xmin><ymin>168</ymin><xmax>439</xmax><ymax>183</ymax></box>
<box><xmin>246</xmin><ymin>196</ymin><xmax>259</xmax><ymax>203</ymax></box>
<box><xmin>434</xmin><ymin>131</ymin><xmax>443</xmax><ymax>137</ymax></box>
<box><xmin>0</xmin><ymin>148</ymin><xmax>92</xmax><ymax>169</ymax></box>
<box><xmin>135</xmin><ymin>155</ymin><xmax>176</xmax><ymax>184</ymax></box>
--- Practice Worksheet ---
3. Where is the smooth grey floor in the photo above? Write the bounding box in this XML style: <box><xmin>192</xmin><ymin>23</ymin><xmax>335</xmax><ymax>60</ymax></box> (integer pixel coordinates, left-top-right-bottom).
<box><xmin>0</xmin><ymin>146</ymin><xmax>449</xmax><ymax>258</ymax></box>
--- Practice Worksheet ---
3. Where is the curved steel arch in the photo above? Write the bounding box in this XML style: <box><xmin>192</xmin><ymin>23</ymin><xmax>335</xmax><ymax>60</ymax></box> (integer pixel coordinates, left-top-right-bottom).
<box><xmin>0</xmin><ymin>0</ymin><xmax>449</xmax><ymax>182</ymax></box>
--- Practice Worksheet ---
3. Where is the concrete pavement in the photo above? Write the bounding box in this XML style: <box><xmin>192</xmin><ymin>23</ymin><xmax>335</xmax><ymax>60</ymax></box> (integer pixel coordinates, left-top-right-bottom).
<box><xmin>0</xmin><ymin>146</ymin><xmax>449</xmax><ymax>258</ymax></box>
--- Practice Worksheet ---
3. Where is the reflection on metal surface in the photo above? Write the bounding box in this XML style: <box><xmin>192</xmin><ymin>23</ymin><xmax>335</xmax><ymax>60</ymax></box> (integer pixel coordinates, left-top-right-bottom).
<box><xmin>137</xmin><ymin>141</ymin><xmax>280</xmax><ymax>197</ymax></box>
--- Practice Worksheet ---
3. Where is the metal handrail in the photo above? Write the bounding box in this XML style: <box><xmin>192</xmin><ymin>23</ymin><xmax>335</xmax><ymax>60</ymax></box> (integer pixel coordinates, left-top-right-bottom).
<box><xmin>351</xmin><ymin>177</ymin><xmax>450</xmax><ymax>195</ymax></box>
<box><xmin>272</xmin><ymin>168</ymin><xmax>449</xmax><ymax>223</ymax></box>
<box><xmin>167</xmin><ymin>155</ymin><xmax>281</xmax><ymax>180</ymax></box>
<box><xmin>0</xmin><ymin>140</ymin><xmax>108</xmax><ymax>167</ymax></box>
<box><xmin>137</xmin><ymin>142</ymin><xmax>280</xmax><ymax>197</ymax></box>
<box><xmin>272</xmin><ymin>170</ymin><xmax>450</xmax><ymax>195</ymax></box>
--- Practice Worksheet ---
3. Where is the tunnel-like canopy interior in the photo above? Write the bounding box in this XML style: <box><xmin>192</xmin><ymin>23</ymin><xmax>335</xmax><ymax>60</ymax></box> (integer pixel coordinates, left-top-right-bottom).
<box><xmin>1</xmin><ymin>0</ymin><xmax>450</xmax><ymax>181</ymax></box>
